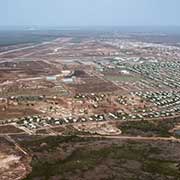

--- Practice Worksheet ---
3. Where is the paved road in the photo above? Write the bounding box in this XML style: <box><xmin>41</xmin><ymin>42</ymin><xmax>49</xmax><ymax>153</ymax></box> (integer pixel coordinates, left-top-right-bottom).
<box><xmin>0</xmin><ymin>41</ymin><xmax>51</xmax><ymax>57</ymax></box>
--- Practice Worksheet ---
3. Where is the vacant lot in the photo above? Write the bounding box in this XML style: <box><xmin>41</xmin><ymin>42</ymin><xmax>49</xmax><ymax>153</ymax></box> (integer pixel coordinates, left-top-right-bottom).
<box><xmin>0</xmin><ymin>125</ymin><xmax>25</xmax><ymax>134</ymax></box>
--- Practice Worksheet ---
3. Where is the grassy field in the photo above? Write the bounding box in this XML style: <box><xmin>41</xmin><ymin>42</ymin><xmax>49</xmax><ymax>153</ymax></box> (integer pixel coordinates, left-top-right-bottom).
<box><xmin>105</xmin><ymin>75</ymin><xmax>142</xmax><ymax>82</ymax></box>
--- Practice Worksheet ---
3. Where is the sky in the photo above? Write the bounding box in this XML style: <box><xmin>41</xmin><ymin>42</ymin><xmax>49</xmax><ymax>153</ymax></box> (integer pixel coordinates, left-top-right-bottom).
<box><xmin>1</xmin><ymin>0</ymin><xmax>180</xmax><ymax>27</ymax></box>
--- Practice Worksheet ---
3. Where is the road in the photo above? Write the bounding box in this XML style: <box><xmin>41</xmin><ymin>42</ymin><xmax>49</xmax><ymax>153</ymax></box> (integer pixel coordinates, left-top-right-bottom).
<box><xmin>1</xmin><ymin>132</ymin><xmax>180</xmax><ymax>142</ymax></box>
<box><xmin>4</xmin><ymin>135</ymin><xmax>28</xmax><ymax>155</ymax></box>
<box><xmin>91</xmin><ymin>135</ymin><xmax>180</xmax><ymax>142</ymax></box>
<box><xmin>0</xmin><ymin>132</ymin><xmax>179</xmax><ymax>158</ymax></box>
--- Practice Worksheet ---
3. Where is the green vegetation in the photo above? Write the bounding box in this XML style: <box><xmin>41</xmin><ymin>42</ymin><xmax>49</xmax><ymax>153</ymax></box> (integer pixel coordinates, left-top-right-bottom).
<box><xmin>105</xmin><ymin>75</ymin><xmax>142</xmax><ymax>82</ymax></box>
<box><xmin>120</xmin><ymin>120</ymin><xmax>173</xmax><ymax>137</ymax></box>
<box><xmin>143</xmin><ymin>160</ymin><xmax>180</xmax><ymax>177</ymax></box>
<box><xmin>20</xmin><ymin>135</ymin><xmax>101</xmax><ymax>153</ymax></box>
<box><xmin>23</xmin><ymin>137</ymin><xmax>180</xmax><ymax>180</ymax></box>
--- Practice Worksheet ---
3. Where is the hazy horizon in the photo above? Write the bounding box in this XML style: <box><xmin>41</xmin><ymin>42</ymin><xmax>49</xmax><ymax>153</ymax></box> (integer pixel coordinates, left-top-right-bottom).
<box><xmin>2</xmin><ymin>0</ymin><xmax>180</xmax><ymax>27</ymax></box>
